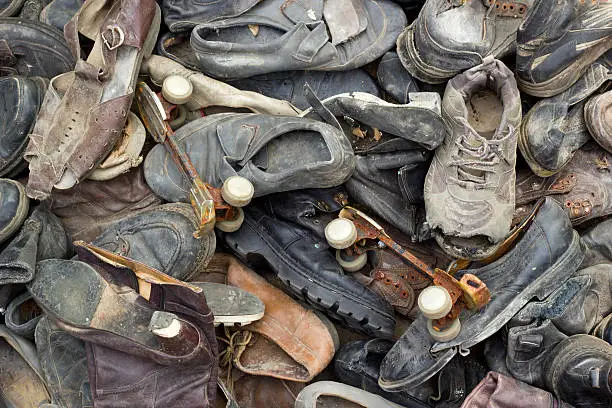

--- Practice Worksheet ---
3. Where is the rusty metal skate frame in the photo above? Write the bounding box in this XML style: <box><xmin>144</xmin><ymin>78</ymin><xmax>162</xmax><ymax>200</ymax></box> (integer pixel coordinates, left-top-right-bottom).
<box><xmin>337</xmin><ymin>206</ymin><xmax>491</xmax><ymax>331</ymax></box>
<box><xmin>135</xmin><ymin>81</ymin><xmax>240</xmax><ymax>238</ymax></box>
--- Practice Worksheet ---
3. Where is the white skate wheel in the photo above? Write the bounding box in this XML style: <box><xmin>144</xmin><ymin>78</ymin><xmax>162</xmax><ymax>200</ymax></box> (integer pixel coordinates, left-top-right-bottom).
<box><xmin>427</xmin><ymin>318</ymin><xmax>461</xmax><ymax>342</ymax></box>
<box><xmin>336</xmin><ymin>249</ymin><xmax>367</xmax><ymax>272</ymax></box>
<box><xmin>221</xmin><ymin>176</ymin><xmax>254</xmax><ymax>207</ymax></box>
<box><xmin>418</xmin><ymin>286</ymin><xmax>452</xmax><ymax>319</ymax></box>
<box><xmin>325</xmin><ymin>218</ymin><xmax>357</xmax><ymax>249</ymax></box>
<box><xmin>216</xmin><ymin>207</ymin><xmax>244</xmax><ymax>233</ymax></box>
<box><xmin>162</xmin><ymin>75</ymin><xmax>193</xmax><ymax>105</ymax></box>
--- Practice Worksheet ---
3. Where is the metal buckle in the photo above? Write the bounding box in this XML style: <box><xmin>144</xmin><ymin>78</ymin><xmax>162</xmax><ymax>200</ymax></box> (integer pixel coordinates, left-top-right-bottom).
<box><xmin>101</xmin><ymin>25</ymin><xmax>125</xmax><ymax>51</ymax></box>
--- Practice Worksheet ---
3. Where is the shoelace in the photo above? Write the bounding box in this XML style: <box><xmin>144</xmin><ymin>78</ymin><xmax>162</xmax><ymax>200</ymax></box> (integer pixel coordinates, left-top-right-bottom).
<box><xmin>217</xmin><ymin>327</ymin><xmax>253</xmax><ymax>392</ymax></box>
<box><xmin>448</xmin><ymin>117</ymin><xmax>513</xmax><ymax>188</ymax></box>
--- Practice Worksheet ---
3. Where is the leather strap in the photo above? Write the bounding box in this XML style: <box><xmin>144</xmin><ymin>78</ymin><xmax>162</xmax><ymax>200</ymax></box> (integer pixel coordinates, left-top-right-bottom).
<box><xmin>484</xmin><ymin>0</ymin><xmax>529</xmax><ymax>17</ymax></box>
<box><xmin>294</xmin><ymin>22</ymin><xmax>329</xmax><ymax>63</ymax></box>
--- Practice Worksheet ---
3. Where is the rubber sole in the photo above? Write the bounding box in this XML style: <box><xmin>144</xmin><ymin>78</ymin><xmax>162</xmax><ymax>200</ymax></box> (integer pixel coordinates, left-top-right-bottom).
<box><xmin>28</xmin><ymin>259</ymin><xmax>167</xmax><ymax>348</ymax></box>
<box><xmin>0</xmin><ymin>180</ymin><xmax>29</xmax><ymax>245</ymax></box>
<box><xmin>224</xmin><ymin>220</ymin><xmax>395</xmax><ymax>339</ymax></box>
<box><xmin>517</xmin><ymin>37</ymin><xmax>612</xmax><ymax>98</ymax></box>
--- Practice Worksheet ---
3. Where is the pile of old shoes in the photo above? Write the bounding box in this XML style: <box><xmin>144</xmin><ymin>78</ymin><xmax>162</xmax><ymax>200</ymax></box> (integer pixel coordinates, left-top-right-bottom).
<box><xmin>0</xmin><ymin>0</ymin><xmax>609</xmax><ymax>406</ymax></box>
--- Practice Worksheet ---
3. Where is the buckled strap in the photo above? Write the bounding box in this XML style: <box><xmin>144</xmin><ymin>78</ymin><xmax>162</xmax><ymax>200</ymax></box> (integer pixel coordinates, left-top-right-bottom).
<box><xmin>484</xmin><ymin>0</ymin><xmax>528</xmax><ymax>17</ymax></box>
<box><xmin>294</xmin><ymin>22</ymin><xmax>329</xmax><ymax>63</ymax></box>
<box><xmin>0</xmin><ymin>39</ymin><xmax>17</xmax><ymax>67</ymax></box>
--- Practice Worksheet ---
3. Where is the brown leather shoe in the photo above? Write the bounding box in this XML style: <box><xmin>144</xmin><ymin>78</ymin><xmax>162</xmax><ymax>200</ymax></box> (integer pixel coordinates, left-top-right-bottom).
<box><xmin>216</xmin><ymin>370</ymin><xmax>304</xmax><ymax>408</ymax></box>
<box><xmin>27</xmin><ymin>243</ymin><xmax>219</xmax><ymax>407</ymax></box>
<box><xmin>192</xmin><ymin>253</ymin><xmax>338</xmax><ymax>382</ymax></box>
<box><xmin>49</xmin><ymin>166</ymin><xmax>162</xmax><ymax>242</ymax></box>
<box><xmin>514</xmin><ymin>143</ymin><xmax>612</xmax><ymax>226</ymax></box>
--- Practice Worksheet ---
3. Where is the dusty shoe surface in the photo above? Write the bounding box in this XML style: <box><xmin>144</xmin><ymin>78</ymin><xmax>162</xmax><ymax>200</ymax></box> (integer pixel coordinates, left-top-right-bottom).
<box><xmin>189</xmin><ymin>0</ymin><xmax>406</xmax><ymax>79</ymax></box>
<box><xmin>144</xmin><ymin>113</ymin><xmax>355</xmax><ymax>200</ymax></box>
<box><xmin>376</xmin><ymin>51</ymin><xmax>420</xmax><ymax>104</ymax></box>
<box><xmin>0</xmin><ymin>179</ymin><xmax>29</xmax><ymax>246</ymax></box>
<box><xmin>0</xmin><ymin>76</ymin><xmax>46</xmax><ymax>177</ymax></box>
<box><xmin>379</xmin><ymin>198</ymin><xmax>583</xmax><ymax>390</ymax></box>
<box><xmin>516</xmin><ymin>0</ymin><xmax>612</xmax><ymax>97</ymax></box>
<box><xmin>396</xmin><ymin>0</ymin><xmax>533</xmax><ymax>83</ymax></box>
<box><xmin>585</xmin><ymin>90</ymin><xmax>612</xmax><ymax>153</ymax></box>
<box><xmin>424</xmin><ymin>57</ymin><xmax>521</xmax><ymax>259</ymax></box>
<box><xmin>518</xmin><ymin>57</ymin><xmax>611</xmax><ymax>177</ymax></box>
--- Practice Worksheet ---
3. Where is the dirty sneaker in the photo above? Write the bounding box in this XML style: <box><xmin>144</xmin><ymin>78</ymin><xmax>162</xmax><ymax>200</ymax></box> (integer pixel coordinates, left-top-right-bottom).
<box><xmin>424</xmin><ymin>57</ymin><xmax>521</xmax><ymax>260</ymax></box>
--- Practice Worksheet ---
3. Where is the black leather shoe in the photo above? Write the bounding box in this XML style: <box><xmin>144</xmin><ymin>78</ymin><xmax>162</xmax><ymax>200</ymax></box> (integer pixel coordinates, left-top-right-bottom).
<box><xmin>219</xmin><ymin>204</ymin><xmax>395</xmax><ymax>338</ymax></box>
<box><xmin>251</xmin><ymin>186</ymin><xmax>347</xmax><ymax>240</ymax></box>
<box><xmin>0</xmin><ymin>18</ymin><xmax>73</xmax><ymax>78</ymax></box>
<box><xmin>334</xmin><ymin>339</ymin><xmax>433</xmax><ymax>407</ymax></box>
<box><xmin>516</xmin><ymin>0</ymin><xmax>612</xmax><ymax>97</ymax></box>
<box><xmin>376</xmin><ymin>51</ymin><xmax>420</xmax><ymax>104</ymax></box>
<box><xmin>0</xmin><ymin>179</ymin><xmax>28</xmax><ymax>246</ymax></box>
<box><xmin>90</xmin><ymin>203</ymin><xmax>216</xmax><ymax>281</ymax></box>
<box><xmin>544</xmin><ymin>334</ymin><xmax>612</xmax><ymax>408</ymax></box>
<box><xmin>379</xmin><ymin>198</ymin><xmax>584</xmax><ymax>390</ymax></box>
<box><xmin>0</xmin><ymin>76</ymin><xmax>46</xmax><ymax>177</ymax></box>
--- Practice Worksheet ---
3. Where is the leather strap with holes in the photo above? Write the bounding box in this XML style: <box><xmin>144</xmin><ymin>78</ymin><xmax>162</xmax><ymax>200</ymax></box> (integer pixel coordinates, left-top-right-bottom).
<box><xmin>565</xmin><ymin>198</ymin><xmax>593</xmax><ymax>221</ymax></box>
<box><xmin>484</xmin><ymin>0</ymin><xmax>528</xmax><ymax>17</ymax></box>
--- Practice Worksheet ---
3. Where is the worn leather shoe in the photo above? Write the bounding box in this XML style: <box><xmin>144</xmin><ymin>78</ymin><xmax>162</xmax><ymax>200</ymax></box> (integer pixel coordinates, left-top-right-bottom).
<box><xmin>518</xmin><ymin>57</ymin><xmax>611</xmax><ymax>177</ymax></box>
<box><xmin>0</xmin><ymin>18</ymin><xmax>73</xmax><ymax>77</ymax></box>
<box><xmin>516</xmin><ymin>0</ymin><xmax>612</xmax><ymax>97</ymax></box>
<box><xmin>376</xmin><ymin>51</ymin><xmax>420</xmax><ymax>104</ymax></box>
<box><xmin>379</xmin><ymin>198</ymin><xmax>584</xmax><ymax>390</ymax></box>
<box><xmin>586</xmin><ymin>90</ymin><xmax>612</xmax><ymax>153</ymax></box>
<box><xmin>219</xmin><ymin>204</ymin><xmax>396</xmax><ymax>338</ymax></box>
<box><xmin>144</xmin><ymin>113</ymin><xmax>355</xmax><ymax>200</ymax></box>
<box><xmin>0</xmin><ymin>179</ymin><xmax>28</xmax><ymax>246</ymax></box>
<box><xmin>424</xmin><ymin>57</ymin><xmax>521</xmax><ymax>259</ymax></box>
<box><xmin>0</xmin><ymin>76</ymin><xmax>46</xmax><ymax>177</ymax></box>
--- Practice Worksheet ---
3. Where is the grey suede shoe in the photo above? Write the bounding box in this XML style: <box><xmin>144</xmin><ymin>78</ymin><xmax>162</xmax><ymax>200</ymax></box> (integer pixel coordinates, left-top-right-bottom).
<box><xmin>189</xmin><ymin>0</ymin><xmax>406</xmax><ymax>79</ymax></box>
<box><xmin>424</xmin><ymin>57</ymin><xmax>521</xmax><ymax>260</ymax></box>
<box><xmin>379</xmin><ymin>198</ymin><xmax>584</xmax><ymax>391</ymax></box>
<box><xmin>91</xmin><ymin>203</ymin><xmax>216</xmax><ymax>281</ymax></box>
<box><xmin>518</xmin><ymin>57</ymin><xmax>611</xmax><ymax>177</ymax></box>
<box><xmin>396</xmin><ymin>0</ymin><xmax>534</xmax><ymax>84</ymax></box>
<box><xmin>144</xmin><ymin>113</ymin><xmax>355</xmax><ymax>200</ymax></box>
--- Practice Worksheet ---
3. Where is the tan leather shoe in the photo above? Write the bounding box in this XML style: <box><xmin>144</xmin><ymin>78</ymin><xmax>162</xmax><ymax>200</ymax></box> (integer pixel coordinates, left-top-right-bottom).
<box><xmin>192</xmin><ymin>253</ymin><xmax>338</xmax><ymax>382</ymax></box>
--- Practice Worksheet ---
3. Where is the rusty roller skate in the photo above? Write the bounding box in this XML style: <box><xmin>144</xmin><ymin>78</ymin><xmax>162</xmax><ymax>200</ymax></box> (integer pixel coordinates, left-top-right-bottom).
<box><xmin>324</xmin><ymin>207</ymin><xmax>491</xmax><ymax>342</ymax></box>
<box><xmin>135</xmin><ymin>79</ymin><xmax>254</xmax><ymax>237</ymax></box>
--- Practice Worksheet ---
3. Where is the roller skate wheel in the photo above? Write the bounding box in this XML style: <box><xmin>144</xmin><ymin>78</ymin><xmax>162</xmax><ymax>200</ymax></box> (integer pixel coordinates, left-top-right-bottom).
<box><xmin>216</xmin><ymin>207</ymin><xmax>244</xmax><ymax>233</ymax></box>
<box><xmin>336</xmin><ymin>249</ymin><xmax>367</xmax><ymax>272</ymax></box>
<box><xmin>325</xmin><ymin>218</ymin><xmax>357</xmax><ymax>249</ymax></box>
<box><xmin>418</xmin><ymin>286</ymin><xmax>452</xmax><ymax>319</ymax></box>
<box><xmin>162</xmin><ymin>75</ymin><xmax>193</xmax><ymax>105</ymax></box>
<box><xmin>427</xmin><ymin>318</ymin><xmax>461</xmax><ymax>342</ymax></box>
<box><xmin>221</xmin><ymin>176</ymin><xmax>254</xmax><ymax>207</ymax></box>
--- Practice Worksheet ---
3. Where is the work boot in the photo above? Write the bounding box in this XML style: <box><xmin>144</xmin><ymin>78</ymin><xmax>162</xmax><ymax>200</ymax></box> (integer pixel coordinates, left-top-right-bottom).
<box><xmin>0</xmin><ymin>179</ymin><xmax>29</xmax><ymax>246</ymax></box>
<box><xmin>516</xmin><ymin>0</ymin><xmax>612</xmax><ymax>97</ymax></box>
<box><xmin>544</xmin><ymin>335</ymin><xmax>612</xmax><ymax>408</ymax></box>
<box><xmin>585</xmin><ymin>90</ymin><xmax>612</xmax><ymax>153</ymax></box>
<box><xmin>35</xmin><ymin>317</ymin><xmax>91</xmax><ymax>408</ymax></box>
<box><xmin>462</xmin><ymin>372</ymin><xmax>573</xmax><ymax>408</ymax></box>
<box><xmin>0</xmin><ymin>76</ymin><xmax>46</xmax><ymax>177</ymax></box>
<box><xmin>518</xmin><ymin>57</ymin><xmax>611</xmax><ymax>177</ymax></box>
<box><xmin>424</xmin><ymin>57</ymin><xmax>521</xmax><ymax>260</ymax></box>
<box><xmin>379</xmin><ymin>198</ymin><xmax>583</xmax><ymax>390</ymax></box>
<box><xmin>218</xmin><ymin>205</ymin><xmax>396</xmax><ymax>339</ymax></box>
<box><xmin>396</xmin><ymin>0</ymin><xmax>534</xmax><ymax>83</ymax></box>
